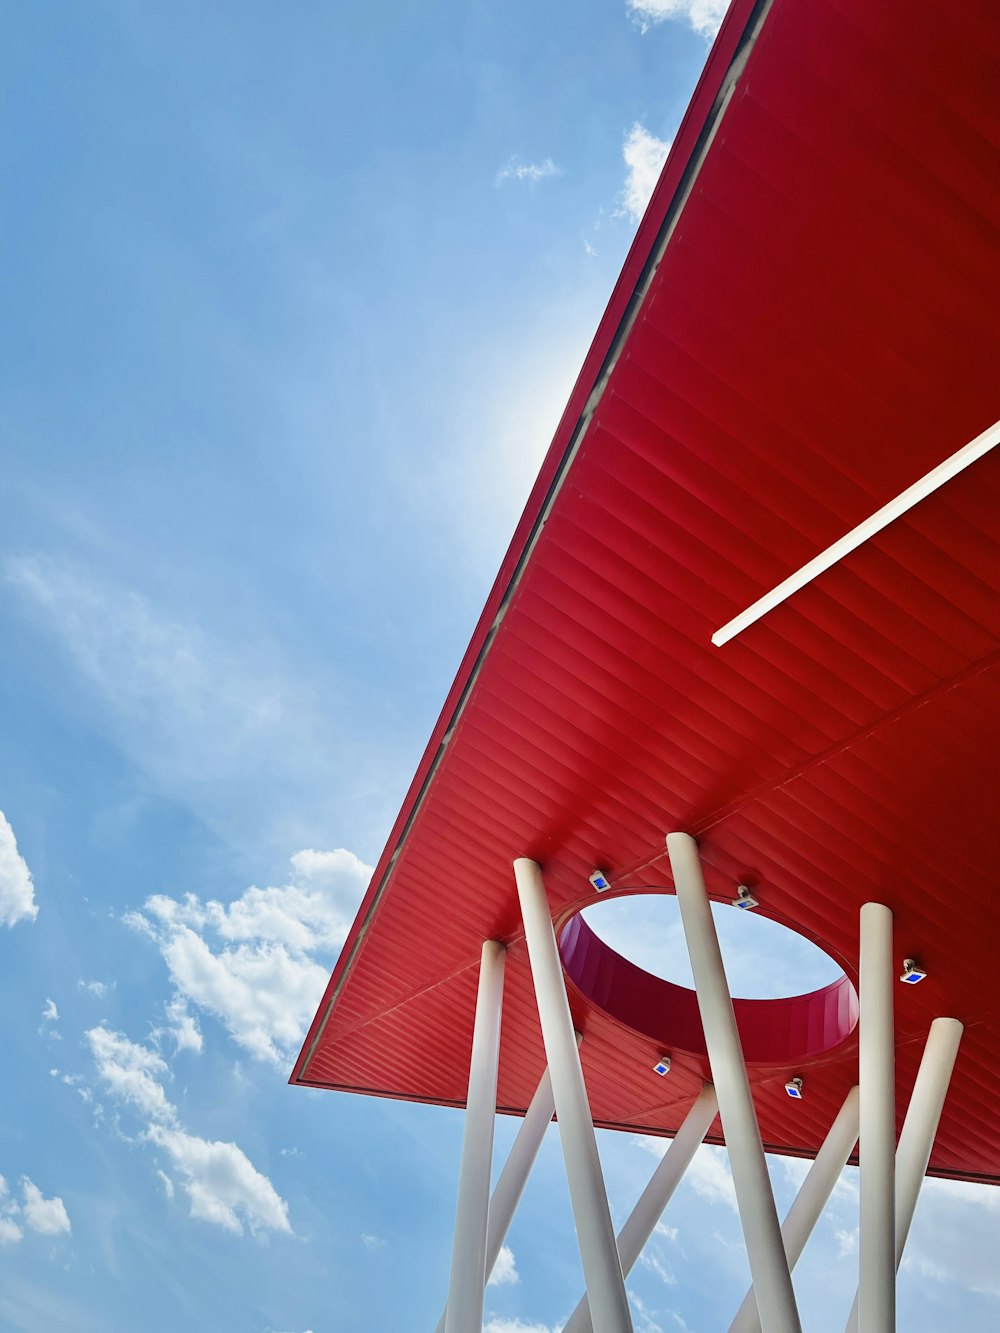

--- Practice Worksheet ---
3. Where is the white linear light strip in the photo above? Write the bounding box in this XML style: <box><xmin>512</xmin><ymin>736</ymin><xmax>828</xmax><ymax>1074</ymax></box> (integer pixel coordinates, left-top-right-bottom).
<box><xmin>712</xmin><ymin>417</ymin><xmax>1000</xmax><ymax>647</ymax></box>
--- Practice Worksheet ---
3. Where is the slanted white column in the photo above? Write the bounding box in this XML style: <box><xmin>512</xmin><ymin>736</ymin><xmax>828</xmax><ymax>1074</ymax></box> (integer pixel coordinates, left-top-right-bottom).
<box><xmin>665</xmin><ymin>832</ymin><xmax>801</xmax><ymax>1333</ymax></box>
<box><xmin>513</xmin><ymin>857</ymin><xmax>633</xmax><ymax>1333</ymax></box>
<box><xmin>894</xmin><ymin>1017</ymin><xmax>963</xmax><ymax>1261</ymax></box>
<box><xmin>857</xmin><ymin>902</ymin><xmax>895</xmax><ymax>1333</ymax></box>
<box><xmin>445</xmin><ymin>939</ymin><xmax>506</xmax><ymax>1333</ymax></box>
<box><xmin>846</xmin><ymin>1016</ymin><xmax>963</xmax><ymax>1331</ymax></box>
<box><xmin>435</xmin><ymin>1065</ymin><xmax>556</xmax><ymax>1333</ymax></box>
<box><xmin>729</xmin><ymin>1086</ymin><xmax>860</xmax><ymax>1333</ymax></box>
<box><xmin>562</xmin><ymin>1083</ymin><xmax>719</xmax><ymax>1333</ymax></box>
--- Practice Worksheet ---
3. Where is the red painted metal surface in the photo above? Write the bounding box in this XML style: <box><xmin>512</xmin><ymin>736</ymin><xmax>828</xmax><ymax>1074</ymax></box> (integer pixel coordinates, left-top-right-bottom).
<box><xmin>292</xmin><ymin>0</ymin><xmax>1000</xmax><ymax>1183</ymax></box>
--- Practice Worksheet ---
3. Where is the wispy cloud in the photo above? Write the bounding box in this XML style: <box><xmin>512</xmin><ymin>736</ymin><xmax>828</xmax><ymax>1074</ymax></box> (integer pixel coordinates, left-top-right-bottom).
<box><xmin>898</xmin><ymin>1175</ymin><xmax>1000</xmax><ymax>1299</ymax></box>
<box><xmin>495</xmin><ymin>156</ymin><xmax>562</xmax><ymax>187</ymax></box>
<box><xmin>639</xmin><ymin>1138</ymin><xmax>738</xmax><ymax>1212</ymax></box>
<box><xmin>620</xmin><ymin>123</ymin><xmax>671</xmax><ymax>224</ymax></box>
<box><xmin>483</xmin><ymin>1319</ymin><xmax>558</xmax><ymax>1333</ymax></box>
<box><xmin>639</xmin><ymin>1248</ymin><xmax>677</xmax><ymax>1286</ymax></box>
<box><xmin>85</xmin><ymin>1024</ymin><xmax>290</xmax><ymax>1237</ymax></box>
<box><xmin>835</xmin><ymin>1226</ymin><xmax>858</xmax><ymax>1258</ymax></box>
<box><xmin>0</xmin><ymin>811</ymin><xmax>38</xmax><ymax>928</ymax></box>
<box><xmin>3</xmin><ymin>554</ymin><xmax>354</xmax><ymax>851</ymax></box>
<box><xmin>626</xmin><ymin>0</ymin><xmax>728</xmax><ymax>39</ymax></box>
<box><xmin>124</xmin><ymin>847</ymin><xmax>372</xmax><ymax>1065</ymax></box>
<box><xmin>78</xmin><ymin>979</ymin><xmax>112</xmax><ymax>999</ymax></box>
<box><xmin>629</xmin><ymin>1289</ymin><xmax>665</xmax><ymax>1333</ymax></box>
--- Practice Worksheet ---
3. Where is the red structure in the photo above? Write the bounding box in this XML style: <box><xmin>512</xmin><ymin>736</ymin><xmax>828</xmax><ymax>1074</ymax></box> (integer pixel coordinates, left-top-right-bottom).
<box><xmin>294</xmin><ymin>1</ymin><xmax>999</xmax><ymax>1328</ymax></box>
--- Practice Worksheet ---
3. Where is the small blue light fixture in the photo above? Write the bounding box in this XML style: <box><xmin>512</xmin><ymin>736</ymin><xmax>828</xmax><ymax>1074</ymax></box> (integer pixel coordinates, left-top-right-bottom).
<box><xmin>900</xmin><ymin>958</ymin><xmax>927</xmax><ymax>985</ymax></box>
<box><xmin>589</xmin><ymin>869</ymin><xmax>611</xmax><ymax>893</ymax></box>
<box><xmin>784</xmin><ymin>1077</ymin><xmax>804</xmax><ymax>1100</ymax></box>
<box><xmin>733</xmin><ymin>884</ymin><xmax>759</xmax><ymax>911</ymax></box>
<box><xmin>653</xmin><ymin>1055</ymin><xmax>672</xmax><ymax>1077</ymax></box>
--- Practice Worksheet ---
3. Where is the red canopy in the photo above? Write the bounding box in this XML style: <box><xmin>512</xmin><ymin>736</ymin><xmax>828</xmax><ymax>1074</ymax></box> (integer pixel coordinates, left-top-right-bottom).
<box><xmin>293</xmin><ymin>0</ymin><xmax>1000</xmax><ymax>1184</ymax></box>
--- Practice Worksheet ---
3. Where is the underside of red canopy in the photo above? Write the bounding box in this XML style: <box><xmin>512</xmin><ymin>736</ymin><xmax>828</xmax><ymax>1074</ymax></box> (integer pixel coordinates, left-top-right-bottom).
<box><xmin>292</xmin><ymin>0</ymin><xmax>1000</xmax><ymax>1185</ymax></box>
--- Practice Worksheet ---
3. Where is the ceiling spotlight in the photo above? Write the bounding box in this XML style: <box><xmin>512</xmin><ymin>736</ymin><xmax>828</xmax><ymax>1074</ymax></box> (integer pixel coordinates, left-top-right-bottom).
<box><xmin>653</xmin><ymin>1055</ymin><xmax>672</xmax><ymax>1077</ymax></box>
<box><xmin>900</xmin><ymin>958</ymin><xmax>927</xmax><ymax>985</ymax></box>
<box><xmin>733</xmin><ymin>884</ymin><xmax>759</xmax><ymax>910</ymax></box>
<box><xmin>589</xmin><ymin>869</ymin><xmax>611</xmax><ymax>892</ymax></box>
<box><xmin>784</xmin><ymin>1077</ymin><xmax>804</xmax><ymax>1100</ymax></box>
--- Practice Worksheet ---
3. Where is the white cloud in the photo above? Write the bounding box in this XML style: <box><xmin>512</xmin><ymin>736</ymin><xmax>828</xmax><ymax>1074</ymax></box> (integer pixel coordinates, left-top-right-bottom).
<box><xmin>0</xmin><ymin>1176</ymin><xmax>70</xmax><ymax>1244</ymax></box>
<box><xmin>78</xmin><ymin>979</ymin><xmax>111</xmax><ymax>998</ymax></box>
<box><xmin>627</xmin><ymin>0</ymin><xmax>728</xmax><ymax>39</ymax></box>
<box><xmin>620</xmin><ymin>123</ymin><xmax>671</xmax><ymax>223</ymax></box>
<box><xmin>87</xmin><ymin>1027</ymin><xmax>176</xmax><ymax>1124</ymax></box>
<box><xmin>146</xmin><ymin>1125</ymin><xmax>291</xmax><ymax>1237</ymax></box>
<box><xmin>495</xmin><ymin>156</ymin><xmax>561</xmax><ymax>187</ymax></box>
<box><xmin>361</xmin><ymin>1232</ymin><xmax>384</xmax><ymax>1249</ymax></box>
<box><xmin>156</xmin><ymin>1169</ymin><xmax>175</xmax><ymax>1200</ymax></box>
<box><xmin>686</xmin><ymin>1145</ymin><xmax>738</xmax><ymax>1211</ymax></box>
<box><xmin>41</xmin><ymin>998</ymin><xmax>58</xmax><ymax>1024</ymax></box>
<box><xmin>780</xmin><ymin>1152</ymin><xmax>857</xmax><ymax>1204</ymax></box>
<box><xmin>0</xmin><ymin>811</ymin><xmax>38</xmax><ymax>928</ymax></box>
<box><xmin>483</xmin><ymin>1320</ymin><xmax>558</xmax><ymax>1333</ymax></box>
<box><xmin>163</xmin><ymin>995</ymin><xmax>203</xmax><ymax>1055</ymax></box>
<box><xmin>488</xmin><ymin>1243</ymin><xmax>520</xmax><ymax>1287</ymax></box>
<box><xmin>19</xmin><ymin>1179</ymin><xmax>70</xmax><ymax>1237</ymax></box>
<box><xmin>85</xmin><ymin>1024</ymin><xmax>291</xmax><ymax>1238</ymax></box>
<box><xmin>126</xmin><ymin>848</ymin><xmax>372</xmax><ymax>1065</ymax></box>
<box><xmin>49</xmin><ymin>1068</ymin><xmax>94</xmax><ymax>1106</ymax></box>
<box><xmin>921</xmin><ymin>1177</ymin><xmax>1000</xmax><ymax>1211</ymax></box>
<box><xmin>835</xmin><ymin>1226</ymin><xmax>858</xmax><ymax>1258</ymax></box>
<box><xmin>637</xmin><ymin>1138</ymin><xmax>738</xmax><ymax>1213</ymax></box>
<box><xmin>161</xmin><ymin>929</ymin><xmax>329</xmax><ymax>1066</ymax></box>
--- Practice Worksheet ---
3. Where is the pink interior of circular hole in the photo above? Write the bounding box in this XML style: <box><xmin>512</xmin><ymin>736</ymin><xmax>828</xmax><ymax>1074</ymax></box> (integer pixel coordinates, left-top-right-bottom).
<box><xmin>559</xmin><ymin>909</ymin><xmax>858</xmax><ymax>1066</ymax></box>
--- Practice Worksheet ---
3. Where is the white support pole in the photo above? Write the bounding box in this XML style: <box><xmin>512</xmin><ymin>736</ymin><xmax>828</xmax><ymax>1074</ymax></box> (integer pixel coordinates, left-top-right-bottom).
<box><xmin>435</xmin><ymin>1066</ymin><xmax>556</xmax><ymax>1333</ymax></box>
<box><xmin>856</xmin><ymin>902</ymin><xmax>895</xmax><ymax>1333</ymax></box>
<box><xmin>894</xmin><ymin>1017</ymin><xmax>963</xmax><ymax>1262</ymax></box>
<box><xmin>562</xmin><ymin>1083</ymin><xmax>719</xmax><ymax>1333</ymax></box>
<box><xmin>445</xmin><ymin>939</ymin><xmax>506</xmax><ymax>1333</ymax></box>
<box><xmin>513</xmin><ymin>858</ymin><xmax>633</xmax><ymax>1333</ymax></box>
<box><xmin>845</xmin><ymin>1016</ymin><xmax>963</xmax><ymax>1332</ymax></box>
<box><xmin>665</xmin><ymin>832</ymin><xmax>802</xmax><ymax>1333</ymax></box>
<box><xmin>729</xmin><ymin>1086</ymin><xmax>860</xmax><ymax>1333</ymax></box>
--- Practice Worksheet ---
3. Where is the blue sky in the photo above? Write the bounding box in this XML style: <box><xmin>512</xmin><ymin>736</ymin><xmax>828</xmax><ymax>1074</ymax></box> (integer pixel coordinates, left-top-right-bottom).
<box><xmin>1</xmin><ymin>2</ymin><xmax>998</xmax><ymax>1330</ymax></box>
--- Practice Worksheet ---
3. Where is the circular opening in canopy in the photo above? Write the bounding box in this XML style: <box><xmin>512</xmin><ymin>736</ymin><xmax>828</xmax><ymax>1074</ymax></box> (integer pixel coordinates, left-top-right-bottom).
<box><xmin>560</xmin><ymin>893</ymin><xmax>857</xmax><ymax>1066</ymax></box>
<box><xmin>580</xmin><ymin>894</ymin><xmax>843</xmax><ymax>999</ymax></box>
